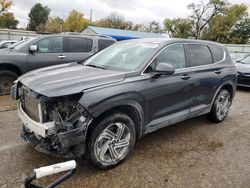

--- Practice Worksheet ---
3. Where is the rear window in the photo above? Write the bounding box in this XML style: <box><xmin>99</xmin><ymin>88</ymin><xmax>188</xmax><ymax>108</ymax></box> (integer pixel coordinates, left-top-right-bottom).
<box><xmin>65</xmin><ymin>37</ymin><xmax>93</xmax><ymax>52</ymax></box>
<box><xmin>98</xmin><ymin>39</ymin><xmax>115</xmax><ymax>51</ymax></box>
<box><xmin>209</xmin><ymin>45</ymin><xmax>224</xmax><ymax>62</ymax></box>
<box><xmin>188</xmin><ymin>44</ymin><xmax>213</xmax><ymax>67</ymax></box>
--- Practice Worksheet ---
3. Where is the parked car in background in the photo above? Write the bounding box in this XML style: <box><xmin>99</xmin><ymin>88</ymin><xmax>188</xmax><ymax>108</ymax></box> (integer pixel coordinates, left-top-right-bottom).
<box><xmin>0</xmin><ymin>34</ymin><xmax>116</xmax><ymax>95</ymax></box>
<box><xmin>229</xmin><ymin>52</ymin><xmax>250</xmax><ymax>62</ymax></box>
<box><xmin>236</xmin><ymin>56</ymin><xmax>250</xmax><ymax>87</ymax></box>
<box><xmin>11</xmin><ymin>38</ymin><xmax>237</xmax><ymax>169</ymax></box>
<box><xmin>0</xmin><ymin>40</ymin><xmax>17</xmax><ymax>49</ymax></box>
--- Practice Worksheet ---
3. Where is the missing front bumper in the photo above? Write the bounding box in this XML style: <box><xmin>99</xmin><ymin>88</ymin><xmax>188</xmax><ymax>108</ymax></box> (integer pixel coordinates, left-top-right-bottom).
<box><xmin>18</xmin><ymin>103</ymin><xmax>55</xmax><ymax>137</ymax></box>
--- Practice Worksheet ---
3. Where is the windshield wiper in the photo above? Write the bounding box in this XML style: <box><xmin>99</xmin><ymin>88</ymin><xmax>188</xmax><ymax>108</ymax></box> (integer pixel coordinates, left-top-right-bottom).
<box><xmin>85</xmin><ymin>64</ymin><xmax>106</xmax><ymax>70</ymax></box>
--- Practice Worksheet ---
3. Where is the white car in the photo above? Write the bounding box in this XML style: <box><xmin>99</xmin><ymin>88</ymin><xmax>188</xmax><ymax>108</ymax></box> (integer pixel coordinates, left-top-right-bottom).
<box><xmin>0</xmin><ymin>40</ymin><xmax>18</xmax><ymax>49</ymax></box>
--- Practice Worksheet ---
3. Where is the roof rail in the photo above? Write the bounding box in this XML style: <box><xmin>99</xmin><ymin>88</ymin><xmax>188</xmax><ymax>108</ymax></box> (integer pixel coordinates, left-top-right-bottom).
<box><xmin>80</xmin><ymin>33</ymin><xmax>113</xmax><ymax>39</ymax></box>
<box><xmin>60</xmin><ymin>32</ymin><xmax>114</xmax><ymax>39</ymax></box>
<box><xmin>60</xmin><ymin>32</ymin><xmax>80</xmax><ymax>35</ymax></box>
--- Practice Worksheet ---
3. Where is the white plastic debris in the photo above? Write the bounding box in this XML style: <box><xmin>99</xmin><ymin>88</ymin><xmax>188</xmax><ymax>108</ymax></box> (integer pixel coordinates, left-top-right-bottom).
<box><xmin>34</xmin><ymin>160</ymin><xmax>76</xmax><ymax>179</ymax></box>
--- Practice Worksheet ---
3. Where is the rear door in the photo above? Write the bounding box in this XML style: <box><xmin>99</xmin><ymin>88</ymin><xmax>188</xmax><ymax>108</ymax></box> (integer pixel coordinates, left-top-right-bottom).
<box><xmin>27</xmin><ymin>36</ymin><xmax>66</xmax><ymax>71</ymax></box>
<box><xmin>63</xmin><ymin>36</ymin><xmax>93</xmax><ymax>62</ymax></box>
<box><xmin>186</xmin><ymin>44</ymin><xmax>225</xmax><ymax>111</ymax></box>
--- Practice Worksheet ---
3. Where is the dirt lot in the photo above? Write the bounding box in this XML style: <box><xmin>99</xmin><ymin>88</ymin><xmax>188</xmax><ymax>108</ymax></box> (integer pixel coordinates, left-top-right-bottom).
<box><xmin>0</xmin><ymin>88</ymin><xmax>249</xmax><ymax>188</ymax></box>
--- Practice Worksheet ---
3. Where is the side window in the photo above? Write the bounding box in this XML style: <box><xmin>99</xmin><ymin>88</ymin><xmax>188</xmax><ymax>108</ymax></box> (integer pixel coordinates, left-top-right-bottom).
<box><xmin>37</xmin><ymin>37</ymin><xmax>63</xmax><ymax>53</ymax></box>
<box><xmin>65</xmin><ymin>37</ymin><xmax>93</xmax><ymax>52</ymax></box>
<box><xmin>209</xmin><ymin>45</ymin><xmax>224</xmax><ymax>62</ymax></box>
<box><xmin>156</xmin><ymin>44</ymin><xmax>185</xmax><ymax>69</ymax></box>
<box><xmin>98</xmin><ymin>39</ymin><xmax>115</xmax><ymax>51</ymax></box>
<box><xmin>144</xmin><ymin>44</ymin><xmax>185</xmax><ymax>73</ymax></box>
<box><xmin>188</xmin><ymin>44</ymin><xmax>213</xmax><ymax>67</ymax></box>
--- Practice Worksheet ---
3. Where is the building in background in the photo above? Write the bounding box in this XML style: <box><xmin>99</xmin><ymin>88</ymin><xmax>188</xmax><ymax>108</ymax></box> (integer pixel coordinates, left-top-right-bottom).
<box><xmin>81</xmin><ymin>26</ymin><xmax>164</xmax><ymax>41</ymax></box>
<box><xmin>0</xmin><ymin>29</ymin><xmax>38</xmax><ymax>41</ymax></box>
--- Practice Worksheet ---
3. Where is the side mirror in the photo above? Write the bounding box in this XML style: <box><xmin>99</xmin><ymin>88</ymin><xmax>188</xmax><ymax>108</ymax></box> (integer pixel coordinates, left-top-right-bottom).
<box><xmin>152</xmin><ymin>63</ymin><xmax>175</xmax><ymax>78</ymax></box>
<box><xmin>29</xmin><ymin>45</ymin><xmax>38</xmax><ymax>53</ymax></box>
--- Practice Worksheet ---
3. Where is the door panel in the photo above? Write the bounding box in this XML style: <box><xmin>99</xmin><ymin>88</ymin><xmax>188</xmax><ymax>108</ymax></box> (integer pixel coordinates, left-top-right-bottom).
<box><xmin>64</xmin><ymin>37</ymin><xmax>94</xmax><ymax>63</ymax></box>
<box><xmin>27</xmin><ymin>36</ymin><xmax>66</xmax><ymax>71</ymax></box>
<box><xmin>143</xmin><ymin>71</ymin><xmax>193</xmax><ymax>121</ymax></box>
<box><xmin>186</xmin><ymin>44</ymin><xmax>223</xmax><ymax>109</ymax></box>
<box><xmin>142</xmin><ymin>44</ymin><xmax>193</xmax><ymax>124</ymax></box>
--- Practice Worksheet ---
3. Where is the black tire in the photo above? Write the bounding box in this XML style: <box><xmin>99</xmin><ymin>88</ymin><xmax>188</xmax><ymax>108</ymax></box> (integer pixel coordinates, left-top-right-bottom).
<box><xmin>86</xmin><ymin>112</ymin><xmax>136</xmax><ymax>169</ymax></box>
<box><xmin>0</xmin><ymin>70</ymin><xmax>18</xmax><ymax>96</ymax></box>
<box><xmin>208</xmin><ymin>89</ymin><xmax>232</xmax><ymax>123</ymax></box>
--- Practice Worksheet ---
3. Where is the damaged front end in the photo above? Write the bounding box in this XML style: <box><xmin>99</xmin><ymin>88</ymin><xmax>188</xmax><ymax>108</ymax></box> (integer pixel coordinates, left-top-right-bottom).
<box><xmin>15</xmin><ymin>85</ymin><xmax>92</xmax><ymax>158</ymax></box>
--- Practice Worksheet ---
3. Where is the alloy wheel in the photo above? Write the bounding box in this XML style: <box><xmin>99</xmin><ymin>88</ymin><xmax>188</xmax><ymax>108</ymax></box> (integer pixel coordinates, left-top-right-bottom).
<box><xmin>94</xmin><ymin>122</ymin><xmax>131</xmax><ymax>164</ymax></box>
<box><xmin>216</xmin><ymin>91</ymin><xmax>231</xmax><ymax>121</ymax></box>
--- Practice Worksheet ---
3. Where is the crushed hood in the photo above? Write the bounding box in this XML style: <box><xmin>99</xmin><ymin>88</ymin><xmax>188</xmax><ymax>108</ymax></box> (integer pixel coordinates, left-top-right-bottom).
<box><xmin>18</xmin><ymin>63</ymin><xmax>126</xmax><ymax>97</ymax></box>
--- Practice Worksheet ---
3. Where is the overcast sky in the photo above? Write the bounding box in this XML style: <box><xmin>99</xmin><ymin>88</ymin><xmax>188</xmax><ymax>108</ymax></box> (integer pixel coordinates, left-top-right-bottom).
<box><xmin>10</xmin><ymin>0</ymin><xmax>250</xmax><ymax>28</ymax></box>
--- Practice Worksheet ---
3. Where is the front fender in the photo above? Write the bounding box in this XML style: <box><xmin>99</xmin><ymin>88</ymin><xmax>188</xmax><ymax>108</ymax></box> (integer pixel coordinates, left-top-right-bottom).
<box><xmin>79</xmin><ymin>91</ymin><xmax>146</xmax><ymax>137</ymax></box>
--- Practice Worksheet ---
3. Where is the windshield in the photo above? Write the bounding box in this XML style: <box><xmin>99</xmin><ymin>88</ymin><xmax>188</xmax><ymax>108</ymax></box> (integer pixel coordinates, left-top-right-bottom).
<box><xmin>230</xmin><ymin>53</ymin><xmax>247</xmax><ymax>61</ymax></box>
<box><xmin>14</xmin><ymin>37</ymin><xmax>37</xmax><ymax>51</ymax></box>
<box><xmin>240</xmin><ymin>56</ymin><xmax>250</xmax><ymax>64</ymax></box>
<box><xmin>8</xmin><ymin>39</ymin><xmax>27</xmax><ymax>49</ymax></box>
<box><xmin>85</xmin><ymin>41</ymin><xmax>160</xmax><ymax>71</ymax></box>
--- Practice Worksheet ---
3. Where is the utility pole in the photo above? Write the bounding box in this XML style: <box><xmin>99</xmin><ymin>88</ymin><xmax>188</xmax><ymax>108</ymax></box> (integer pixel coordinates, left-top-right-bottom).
<box><xmin>90</xmin><ymin>9</ymin><xmax>93</xmax><ymax>24</ymax></box>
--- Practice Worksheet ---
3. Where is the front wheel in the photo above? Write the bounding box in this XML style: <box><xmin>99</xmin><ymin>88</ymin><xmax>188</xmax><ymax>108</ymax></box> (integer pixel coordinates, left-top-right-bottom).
<box><xmin>87</xmin><ymin>112</ymin><xmax>136</xmax><ymax>169</ymax></box>
<box><xmin>0</xmin><ymin>70</ymin><xmax>18</xmax><ymax>96</ymax></box>
<box><xmin>208</xmin><ymin>89</ymin><xmax>232</xmax><ymax>122</ymax></box>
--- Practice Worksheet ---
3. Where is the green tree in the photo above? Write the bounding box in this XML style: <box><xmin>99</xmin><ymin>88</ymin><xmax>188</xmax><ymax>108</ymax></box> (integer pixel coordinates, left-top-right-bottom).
<box><xmin>202</xmin><ymin>4</ymin><xmax>248</xmax><ymax>43</ymax></box>
<box><xmin>164</xmin><ymin>18</ymin><xmax>194</xmax><ymax>38</ymax></box>
<box><xmin>188</xmin><ymin>0</ymin><xmax>226</xmax><ymax>39</ymax></box>
<box><xmin>45</xmin><ymin>16</ymin><xmax>64</xmax><ymax>33</ymax></box>
<box><xmin>0</xmin><ymin>0</ymin><xmax>18</xmax><ymax>29</ymax></box>
<box><xmin>0</xmin><ymin>12</ymin><xmax>18</xmax><ymax>28</ymax></box>
<box><xmin>64</xmin><ymin>10</ymin><xmax>89</xmax><ymax>32</ymax></box>
<box><xmin>230</xmin><ymin>18</ymin><xmax>250</xmax><ymax>44</ymax></box>
<box><xmin>28</xmin><ymin>3</ymin><xmax>50</xmax><ymax>31</ymax></box>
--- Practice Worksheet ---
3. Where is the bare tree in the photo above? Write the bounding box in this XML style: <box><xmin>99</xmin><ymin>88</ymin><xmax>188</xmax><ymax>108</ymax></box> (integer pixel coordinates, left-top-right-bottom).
<box><xmin>188</xmin><ymin>0</ymin><xmax>226</xmax><ymax>39</ymax></box>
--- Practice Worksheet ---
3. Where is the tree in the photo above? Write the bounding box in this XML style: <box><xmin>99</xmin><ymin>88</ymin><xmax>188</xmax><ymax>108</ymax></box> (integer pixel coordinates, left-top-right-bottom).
<box><xmin>202</xmin><ymin>4</ymin><xmax>248</xmax><ymax>43</ymax></box>
<box><xmin>28</xmin><ymin>3</ymin><xmax>50</xmax><ymax>31</ymax></box>
<box><xmin>94</xmin><ymin>12</ymin><xmax>142</xmax><ymax>31</ymax></box>
<box><xmin>64</xmin><ymin>10</ymin><xmax>89</xmax><ymax>32</ymax></box>
<box><xmin>188</xmin><ymin>0</ymin><xmax>226</xmax><ymax>39</ymax></box>
<box><xmin>230</xmin><ymin>18</ymin><xmax>250</xmax><ymax>44</ymax></box>
<box><xmin>0</xmin><ymin>0</ymin><xmax>18</xmax><ymax>29</ymax></box>
<box><xmin>0</xmin><ymin>12</ymin><xmax>18</xmax><ymax>28</ymax></box>
<box><xmin>0</xmin><ymin>0</ymin><xmax>12</xmax><ymax>14</ymax></box>
<box><xmin>145</xmin><ymin>21</ymin><xmax>161</xmax><ymax>33</ymax></box>
<box><xmin>45</xmin><ymin>16</ymin><xmax>64</xmax><ymax>33</ymax></box>
<box><xmin>164</xmin><ymin>18</ymin><xmax>194</xmax><ymax>38</ymax></box>
<box><xmin>94</xmin><ymin>12</ymin><xmax>127</xmax><ymax>29</ymax></box>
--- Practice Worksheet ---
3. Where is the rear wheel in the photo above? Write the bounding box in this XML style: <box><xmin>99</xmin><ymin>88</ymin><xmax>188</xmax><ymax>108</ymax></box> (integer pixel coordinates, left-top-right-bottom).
<box><xmin>208</xmin><ymin>89</ymin><xmax>231</xmax><ymax>122</ymax></box>
<box><xmin>0</xmin><ymin>71</ymin><xmax>18</xmax><ymax>96</ymax></box>
<box><xmin>87</xmin><ymin>112</ymin><xmax>136</xmax><ymax>169</ymax></box>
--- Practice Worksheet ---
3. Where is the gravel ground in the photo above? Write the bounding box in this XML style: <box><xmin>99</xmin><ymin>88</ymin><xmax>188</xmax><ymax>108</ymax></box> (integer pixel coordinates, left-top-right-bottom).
<box><xmin>0</xmin><ymin>88</ymin><xmax>249</xmax><ymax>188</ymax></box>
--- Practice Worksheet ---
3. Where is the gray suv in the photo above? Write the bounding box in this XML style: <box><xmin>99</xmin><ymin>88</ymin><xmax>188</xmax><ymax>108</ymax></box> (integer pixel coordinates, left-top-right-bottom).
<box><xmin>11</xmin><ymin>38</ymin><xmax>236</xmax><ymax>169</ymax></box>
<box><xmin>0</xmin><ymin>34</ymin><xmax>116</xmax><ymax>95</ymax></box>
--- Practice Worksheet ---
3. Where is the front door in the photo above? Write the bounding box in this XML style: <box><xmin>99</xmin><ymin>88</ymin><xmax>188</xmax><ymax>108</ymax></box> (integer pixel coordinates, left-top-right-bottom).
<box><xmin>142</xmin><ymin>44</ymin><xmax>194</xmax><ymax>131</ymax></box>
<box><xmin>27</xmin><ymin>36</ymin><xmax>66</xmax><ymax>71</ymax></box>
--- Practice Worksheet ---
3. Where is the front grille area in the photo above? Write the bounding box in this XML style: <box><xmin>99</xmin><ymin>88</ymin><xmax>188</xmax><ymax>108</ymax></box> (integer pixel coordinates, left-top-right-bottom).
<box><xmin>237</xmin><ymin>75</ymin><xmax>250</xmax><ymax>86</ymax></box>
<box><xmin>22</xmin><ymin>94</ymin><xmax>40</xmax><ymax>122</ymax></box>
<box><xmin>19</xmin><ymin>87</ymin><xmax>42</xmax><ymax>122</ymax></box>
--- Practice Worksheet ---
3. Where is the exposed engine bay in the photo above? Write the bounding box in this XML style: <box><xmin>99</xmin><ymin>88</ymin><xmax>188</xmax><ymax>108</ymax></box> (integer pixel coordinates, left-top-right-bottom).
<box><xmin>17</xmin><ymin>85</ymin><xmax>92</xmax><ymax>158</ymax></box>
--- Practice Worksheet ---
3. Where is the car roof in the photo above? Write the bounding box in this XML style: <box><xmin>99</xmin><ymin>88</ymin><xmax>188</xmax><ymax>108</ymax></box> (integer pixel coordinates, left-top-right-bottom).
<box><xmin>119</xmin><ymin>38</ymin><xmax>224</xmax><ymax>47</ymax></box>
<box><xmin>37</xmin><ymin>33</ymin><xmax>116</xmax><ymax>41</ymax></box>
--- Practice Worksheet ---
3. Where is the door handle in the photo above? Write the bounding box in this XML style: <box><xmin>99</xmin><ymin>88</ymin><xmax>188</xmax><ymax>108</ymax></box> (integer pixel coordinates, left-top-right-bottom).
<box><xmin>181</xmin><ymin>74</ymin><xmax>191</xmax><ymax>80</ymax></box>
<box><xmin>58</xmin><ymin>55</ymin><xmax>66</xmax><ymax>59</ymax></box>
<box><xmin>214</xmin><ymin>70</ymin><xmax>222</xmax><ymax>74</ymax></box>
